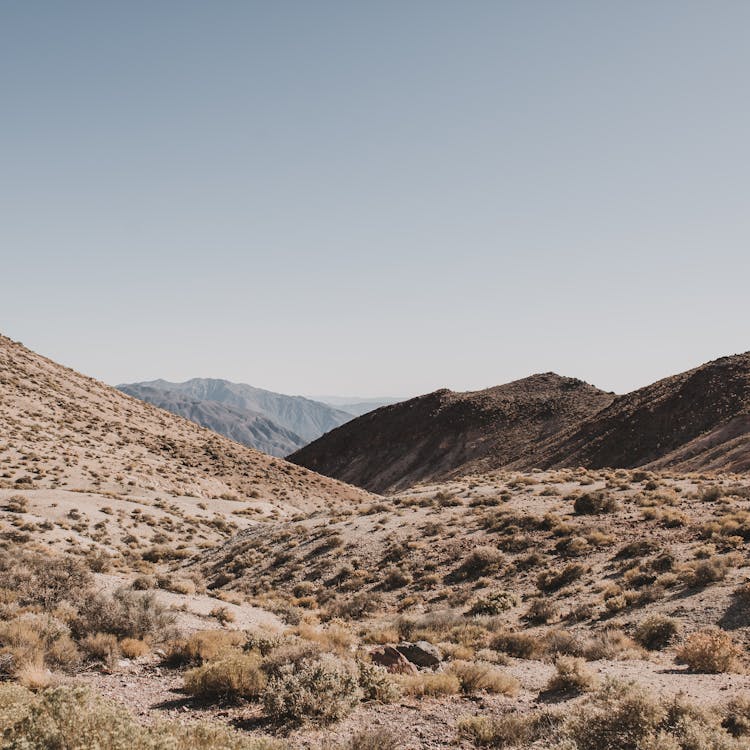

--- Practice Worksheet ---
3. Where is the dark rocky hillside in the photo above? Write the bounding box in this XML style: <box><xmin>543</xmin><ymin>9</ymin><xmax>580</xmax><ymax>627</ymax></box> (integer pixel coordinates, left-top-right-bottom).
<box><xmin>289</xmin><ymin>374</ymin><xmax>614</xmax><ymax>492</ymax></box>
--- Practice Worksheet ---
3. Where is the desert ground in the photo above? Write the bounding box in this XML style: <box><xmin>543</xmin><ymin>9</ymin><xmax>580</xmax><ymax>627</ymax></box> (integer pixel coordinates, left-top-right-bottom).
<box><xmin>2</xmin><ymin>335</ymin><xmax>750</xmax><ymax>749</ymax></box>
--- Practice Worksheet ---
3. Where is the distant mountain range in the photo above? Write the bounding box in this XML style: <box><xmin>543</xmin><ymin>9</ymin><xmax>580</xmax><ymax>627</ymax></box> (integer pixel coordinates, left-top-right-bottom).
<box><xmin>117</xmin><ymin>379</ymin><xmax>397</xmax><ymax>456</ymax></box>
<box><xmin>290</xmin><ymin>353</ymin><xmax>750</xmax><ymax>492</ymax></box>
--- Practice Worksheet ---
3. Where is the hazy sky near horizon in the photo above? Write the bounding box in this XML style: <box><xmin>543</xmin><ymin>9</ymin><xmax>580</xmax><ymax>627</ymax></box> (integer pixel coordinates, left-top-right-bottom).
<box><xmin>2</xmin><ymin>1</ymin><xmax>749</xmax><ymax>398</ymax></box>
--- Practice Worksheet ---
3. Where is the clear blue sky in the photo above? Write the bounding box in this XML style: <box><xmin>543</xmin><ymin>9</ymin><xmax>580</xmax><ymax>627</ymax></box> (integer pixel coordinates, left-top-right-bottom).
<box><xmin>2</xmin><ymin>1</ymin><xmax>748</xmax><ymax>397</ymax></box>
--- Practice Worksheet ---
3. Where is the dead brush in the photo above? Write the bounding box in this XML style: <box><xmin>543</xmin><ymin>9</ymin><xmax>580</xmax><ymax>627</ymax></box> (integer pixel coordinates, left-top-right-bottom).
<box><xmin>545</xmin><ymin>656</ymin><xmax>599</xmax><ymax>693</ymax></box>
<box><xmin>449</xmin><ymin>660</ymin><xmax>519</xmax><ymax>695</ymax></box>
<box><xmin>676</xmin><ymin>627</ymin><xmax>742</xmax><ymax>673</ymax></box>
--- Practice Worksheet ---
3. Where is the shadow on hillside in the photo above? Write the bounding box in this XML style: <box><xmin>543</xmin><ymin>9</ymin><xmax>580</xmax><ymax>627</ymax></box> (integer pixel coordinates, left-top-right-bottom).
<box><xmin>718</xmin><ymin>596</ymin><xmax>750</xmax><ymax>630</ymax></box>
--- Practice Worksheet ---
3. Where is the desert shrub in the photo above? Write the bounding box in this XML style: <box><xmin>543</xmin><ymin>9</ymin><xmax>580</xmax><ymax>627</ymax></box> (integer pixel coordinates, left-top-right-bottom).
<box><xmin>449</xmin><ymin>660</ymin><xmax>519</xmax><ymax>696</ymax></box>
<box><xmin>723</xmin><ymin>694</ymin><xmax>750</xmax><ymax>737</ymax></box>
<box><xmin>573</xmin><ymin>491</ymin><xmax>619</xmax><ymax>515</ymax></box>
<box><xmin>131</xmin><ymin>575</ymin><xmax>156</xmax><ymax>590</ymax></box>
<box><xmin>543</xmin><ymin>629</ymin><xmax>586</xmax><ymax>658</ymax></box>
<box><xmin>467</xmin><ymin>591</ymin><xmax>519</xmax><ymax>616</ymax></box>
<box><xmin>457</xmin><ymin>711</ymin><xmax>550</xmax><ymax>747</ymax></box>
<box><xmin>676</xmin><ymin>627</ymin><xmax>742</xmax><ymax>673</ymax></box>
<box><xmin>397</xmin><ymin>671</ymin><xmax>461</xmax><ymax>698</ymax></box>
<box><xmin>325</xmin><ymin>592</ymin><xmax>383</xmax><ymax>620</ymax></box>
<box><xmin>0</xmin><ymin>683</ymin><xmax>282</xmax><ymax>749</ymax></box>
<box><xmin>382</xmin><ymin>565</ymin><xmax>412</xmax><ymax>590</ymax></box>
<box><xmin>80</xmin><ymin>632</ymin><xmax>120</xmax><ymax>667</ymax></box>
<box><xmin>537</xmin><ymin>563</ymin><xmax>586</xmax><ymax>592</ymax></box>
<box><xmin>581</xmin><ymin>628</ymin><xmax>643</xmax><ymax>661</ymax></box>
<box><xmin>296</xmin><ymin>622</ymin><xmax>354</xmax><ymax>654</ymax></box>
<box><xmin>700</xmin><ymin>486</ymin><xmax>724</xmax><ymax>502</ymax></box>
<box><xmin>0</xmin><ymin>615</ymin><xmax>80</xmax><ymax>675</ymax></box>
<box><xmin>243</xmin><ymin>631</ymin><xmax>284</xmax><ymax>657</ymax></box>
<box><xmin>165</xmin><ymin>630</ymin><xmax>245</xmax><ymax>667</ymax></box>
<box><xmin>74</xmin><ymin>587</ymin><xmax>177</xmax><ymax>641</ymax></box>
<box><xmin>0</xmin><ymin>551</ymin><xmax>92</xmax><ymax>608</ymax></box>
<box><xmin>209</xmin><ymin>606</ymin><xmax>236</xmax><ymax>624</ymax></box>
<box><xmin>357</xmin><ymin>660</ymin><xmax>400</xmax><ymax>703</ymax></box>
<box><xmin>260</xmin><ymin>640</ymin><xmax>322</xmax><ymax>679</ymax></box>
<box><xmin>2</xmin><ymin>684</ymin><xmax>154</xmax><ymax>749</ymax></box>
<box><xmin>455</xmin><ymin>546</ymin><xmax>503</xmax><ymax>579</ymax></box>
<box><xmin>634</xmin><ymin>615</ymin><xmax>680</xmax><ymax>651</ymax></box>
<box><xmin>682</xmin><ymin>557</ymin><xmax>733</xmax><ymax>587</ymax></box>
<box><xmin>525</xmin><ymin>598</ymin><xmax>557</xmax><ymax>625</ymax></box>
<box><xmin>345</xmin><ymin>728</ymin><xmax>400</xmax><ymax>750</ymax></box>
<box><xmin>564</xmin><ymin>680</ymin><xmax>665</xmax><ymax>750</ymax></box>
<box><xmin>156</xmin><ymin>722</ymin><xmax>283</xmax><ymax>749</ymax></box>
<box><xmin>184</xmin><ymin>653</ymin><xmax>267</xmax><ymax>701</ymax></box>
<box><xmin>490</xmin><ymin>631</ymin><xmax>545</xmax><ymax>660</ymax></box>
<box><xmin>263</xmin><ymin>653</ymin><xmax>361</xmax><ymax>724</ymax></box>
<box><xmin>120</xmin><ymin>638</ymin><xmax>150</xmax><ymax>659</ymax></box>
<box><xmin>0</xmin><ymin>682</ymin><xmax>34</xmax><ymax>734</ymax></box>
<box><xmin>5</xmin><ymin>494</ymin><xmax>28</xmax><ymax>513</ymax></box>
<box><xmin>546</xmin><ymin>656</ymin><xmax>598</xmax><ymax>694</ymax></box>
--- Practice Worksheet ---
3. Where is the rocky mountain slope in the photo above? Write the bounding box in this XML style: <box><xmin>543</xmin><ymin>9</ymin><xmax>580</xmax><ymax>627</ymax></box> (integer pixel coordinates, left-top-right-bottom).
<box><xmin>291</xmin><ymin>354</ymin><xmax>750</xmax><ymax>493</ymax></box>
<box><xmin>117</xmin><ymin>383</ymin><xmax>304</xmax><ymax>457</ymax></box>
<box><xmin>0</xmin><ymin>334</ymin><xmax>370</xmax><ymax>515</ymax></box>
<box><xmin>118</xmin><ymin>378</ymin><xmax>354</xmax><ymax>451</ymax></box>
<box><xmin>289</xmin><ymin>374</ymin><xmax>614</xmax><ymax>492</ymax></box>
<box><xmin>528</xmin><ymin>353</ymin><xmax>750</xmax><ymax>474</ymax></box>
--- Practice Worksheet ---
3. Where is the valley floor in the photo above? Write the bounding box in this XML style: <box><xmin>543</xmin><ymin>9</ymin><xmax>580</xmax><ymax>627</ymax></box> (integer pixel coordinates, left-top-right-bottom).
<box><xmin>2</xmin><ymin>468</ymin><xmax>750</xmax><ymax>749</ymax></box>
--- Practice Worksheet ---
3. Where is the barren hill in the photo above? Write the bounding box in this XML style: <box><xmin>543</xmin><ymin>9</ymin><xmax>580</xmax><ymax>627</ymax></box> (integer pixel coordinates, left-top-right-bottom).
<box><xmin>0</xmin><ymin>334</ymin><xmax>369</xmax><ymax>516</ymax></box>
<box><xmin>528</xmin><ymin>353</ymin><xmax>750</xmax><ymax>473</ymax></box>
<box><xmin>289</xmin><ymin>373</ymin><xmax>614</xmax><ymax>493</ymax></box>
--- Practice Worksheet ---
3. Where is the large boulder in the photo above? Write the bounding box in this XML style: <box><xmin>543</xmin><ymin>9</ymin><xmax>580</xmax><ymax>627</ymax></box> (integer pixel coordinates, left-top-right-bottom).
<box><xmin>370</xmin><ymin>645</ymin><xmax>418</xmax><ymax>674</ymax></box>
<box><xmin>396</xmin><ymin>640</ymin><xmax>442</xmax><ymax>668</ymax></box>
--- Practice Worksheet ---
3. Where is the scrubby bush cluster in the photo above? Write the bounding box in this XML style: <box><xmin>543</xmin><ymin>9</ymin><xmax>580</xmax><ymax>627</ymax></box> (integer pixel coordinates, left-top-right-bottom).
<box><xmin>0</xmin><ymin>683</ymin><xmax>281</xmax><ymax>749</ymax></box>
<box><xmin>460</xmin><ymin>679</ymin><xmax>750</xmax><ymax>749</ymax></box>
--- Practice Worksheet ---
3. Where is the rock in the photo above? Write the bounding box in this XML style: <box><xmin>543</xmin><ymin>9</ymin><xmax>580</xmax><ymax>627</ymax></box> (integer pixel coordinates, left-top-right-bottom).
<box><xmin>396</xmin><ymin>640</ymin><xmax>441</xmax><ymax>668</ymax></box>
<box><xmin>370</xmin><ymin>645</ymin><xmax>418</xmax><ymax>674</ymax></box>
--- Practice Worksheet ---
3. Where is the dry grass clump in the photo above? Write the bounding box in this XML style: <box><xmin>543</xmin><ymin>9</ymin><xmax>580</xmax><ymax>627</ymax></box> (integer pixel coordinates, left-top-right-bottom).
<box><xmin>345</xmin><ymin>728</ymin><xmax>400</xmax><ymax>750</ymax></box>
<box><xmin>545</xmin><ymin>656</ymin><xmax>598</xmax><ymax>694</ymax></box>
<box><xmin>537</xmin><ymin>563</ymin><xmax>586</xmax><ymax>592</ymax></box>
<box><xmin>397</xmin><ymin>671</ymin><xmax>461</xmax><ymax>697</ymax></box>
<box><xmin>559</xmin><ymin>681</ymin><xmax>750</xmax><ymax>750</ymax></box>
<box><xmin>525</xmin><ymin>598</ymin><xmax>557</xmax><ymax>625</ymax></box>
<box><xmin>165</xmin><ymin>630</ymin><xmax>246</xmax><ymax>667</ymax></box>
<box><xmin>449</xmin><ymin>660</ymin><xmax>519</xmax><ymax>696</ymax></box>
<box><xmin>634</xmin><ymin>614</ymin><xmax>681</xmax><ymax>650</ymax></box>
<box><xmin>681</xmin><ymin>554</ymin><xmax>737</xmax><ymax>588</ymax></box>
<box><xmin>467</xmin><ymin>590</ymin><xmax>519</xmax><ymax>616</ymax></box>
<box><xmin>489</xmin><ymin>630</ymin><xmax>545</xmax><ymax>660</ymax></box>
<box><xmin>184</xmin><ymin>653</ymin><xmax>267</xmax><ymax>701</ymax></box>
<box><xmin>80</xmin><ymin>632</ymin><xmax>119</xmax><ymax>667</ymax></box>
<box><xmin>722</xmin><ymin>694</ymin><xmax>750</xmax><ymax>737</ymax></box>
<box><xmin>573</xmin><ymin>491</ymin><xmax>619</xmax><ymax>515</ymax></box>
<box><xmin>0</xmin><ymin>615</ymin><xmax>80</xmax><ymax>677</ymax></box>
<box><xmin>458</xmin><ymin>711</ymin><xmax>552</xmax><ymax>748</ymax></box>
<box><xmin>454</xmin><ymin>546</ymin><xmax>503</xmax><ymax>579</ymax></box>
<box><xmin>581</xmin><ymin>627</ymin><xmax>643</xmax><ymax>661</ymax></box>
<box><xmin>676</xmin><ymin>627</ymin><xmax>742</xmax><ymax>673</ymax></box>
<box><xmin>119</xmin><ymin>637</ymin><xmax>150</xmax><ymax>659</ymax></box>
